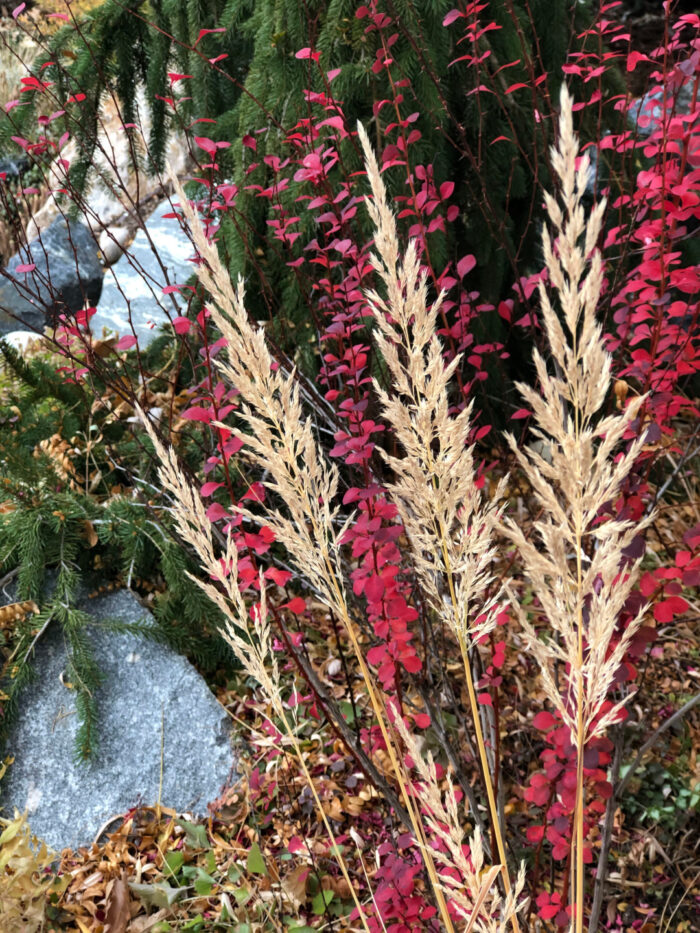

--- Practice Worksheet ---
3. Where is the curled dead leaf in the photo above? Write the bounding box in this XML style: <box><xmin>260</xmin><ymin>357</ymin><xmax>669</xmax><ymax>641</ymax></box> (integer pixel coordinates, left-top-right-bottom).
<box><xmin>103</xmin><ymin>869</ymin><xmax>131</xmax><ymax>933</ymax></box>
<box><xmin>281</xmin><ymin>864</ymin><xmax>309</xmax><ymax>909</ymax></box>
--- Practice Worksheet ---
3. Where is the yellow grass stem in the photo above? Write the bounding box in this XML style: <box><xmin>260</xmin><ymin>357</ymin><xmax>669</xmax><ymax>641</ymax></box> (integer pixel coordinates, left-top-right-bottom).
<box><xmin>440</xmin><ymin>524</ymin><xmax>521</xmax><ymax>933</ymax></box>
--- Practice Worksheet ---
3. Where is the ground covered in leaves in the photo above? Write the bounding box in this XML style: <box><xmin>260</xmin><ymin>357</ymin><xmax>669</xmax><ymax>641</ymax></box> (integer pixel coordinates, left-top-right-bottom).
<box><xmin>1</xmin><ymin>468</ymin><xmax>698</xmax><ymax>932</ymax></box>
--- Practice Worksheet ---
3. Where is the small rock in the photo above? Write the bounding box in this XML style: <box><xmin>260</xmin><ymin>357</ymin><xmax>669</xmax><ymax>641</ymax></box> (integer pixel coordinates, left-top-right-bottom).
<box><xmin>0</xmin><ymin>217</ymin><xmax>103</xmax><ymax>335</ymax></box>
<box><xmin>0</xmin><ymin>154</ymin><xmax>30</xmax><ymax>180</ymax></box>
<box><xmin>99</xmin><ymin>225</ymin><xmax>130</xmax><ymax>265</ymax></box>
<box><xmin>90</xmin><ymin>197</ymin><xmax>193</xmax><ymax>344</ymax></box>
<box><xmin>0</xmin><ymin>587</ymin><xmax>236</xmax><ymax>851</ymax></box>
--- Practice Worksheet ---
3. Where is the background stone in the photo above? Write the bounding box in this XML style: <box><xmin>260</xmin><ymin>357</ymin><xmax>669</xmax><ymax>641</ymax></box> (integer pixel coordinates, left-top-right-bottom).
<box><xmin>0</xmin><ymin>587</ymin><xmax>236</xmax><ymax>852</ymax></box>
<box><xmin>89</xmin><ymin>197</ymin><xmax>193</xmax><ymax>345</ymax></box>
<box><xmin>0</xmin><ymin>217</ymin><xmax>103</xmax><ymax>335</ymax></box>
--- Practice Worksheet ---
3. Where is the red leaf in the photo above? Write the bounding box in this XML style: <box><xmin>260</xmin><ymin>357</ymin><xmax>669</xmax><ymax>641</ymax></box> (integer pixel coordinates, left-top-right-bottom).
<box><xmin>115</xmin><ymin>335</ymin><xmax>137</xmax><ymax>350</ymax></box>
<box><xmin>206</xmin><ymin>503</ymin><xmax>229</xmax><ymax>522</ymax></box>
<box><xmin>12</xmin><ymin>3</ymin><xmax>26</xmax><ymax>19</ymax></box>
<box><xmin>457</xmin><ymin>254</ymin><xmax>476</xmax><ymax>278</ymax></box>
<box><xmin>478</xmin><ymin>692</ymin><xmax>493</xmax><ymax>706</ymax></box>
<box><xmin>194</xmin><ymin>27</ymin><xmax>226</xmax><ymax>45</ymax></box>
<box><xmin>402</xmin><ymin>654</ymin><xmax>423</xmax><ymax>674</ymax></box>
<box><xmin>295</xmin><ymin>47</ymin><xmax>320</xmax><ymax>62</ymax></box>
<box><xmin>413</xmin><ymin>713</ymin><xmax>431</xmax><ymax>728</ymax></box>
<box><xmin>626</xmin><ymin>51</ymin><xmax>649</xmax><ymax>71</ymax></box>
<box><xmin>284</xmin><ymin>597</ymin><xmax>306</xmax><ymax>614</ymax></box>
<box><xmin>533</xmin><ymin>711</ymin><xmax>558</xmax><ymax>730</ymax></box>
<box><xmin>200</xmin><ymin>482</ymin><xmax>224</xmax><ymax>497</ymax></box>
<box><xmin>265</xmin><ymin>567</ymin><xmax>292</xmax><ymax>586</ymax></box>
<box><xmin>511</xmin><ymin>408</ymin><xmax>530</xmax><ymax>419</ymax></box>
<box><xmin>14</xmin><ymin>263</ymin><xmax>35</xmax><ymax>274</ymax></box>
<box><xmin>181</xmin><ymin>406</ymin><xmax>214</xmax><ymax>423</ymax></box>
<box><xmin>241</xmin><ymin>482</ymin><xmax>265</xmax><ymax>503</ymax></box>
<box><xmin>526</xmin><ymin>824</ymin><xmax>545</xmax><ymax>844</ymax></box>
<box><xmin>172</xmin><ymin>316</ymin><xmax>191</xmax><ymax>334</ymax></box>
<box><xmin>443</xmin><ymin>9</ymin><xmax>463</xmax><ymax>26</ymax></box>
<box><xmin>195</xmin><ymin>136</ymin><xmax>230</xmax><ymax>155</ymax></box>
<box><xmin>654</xmin><ymin>597</ymin><xmax>689</xmax><ymax>624</ymax></box>
<box><xmin>364</xmin><ymin>574</ymin><xmax>385</xmax><ymax>602</ymax></box>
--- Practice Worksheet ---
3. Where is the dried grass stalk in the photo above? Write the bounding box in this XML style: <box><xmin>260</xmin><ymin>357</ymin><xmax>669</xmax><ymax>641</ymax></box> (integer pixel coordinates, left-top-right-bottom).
<box><xmin>143</xmin><ymin>86</ymin><xmax>641</xmax><ymax>931</ymax></box>
<box><xmin>356</xmin><ymin>122</ymin><xmax>520</xmax><ymax>930</ymax></box>
<box><xmin>393</xmin><ymin>715</ymin><xmax>525</xmax><ymax>933</ymax></box>
<box><xmin>144</xmin><ymin>165</ymin><xmax>467</xmax><ymax>931</ymax></box>
<box><xmin>501</xmin><ymin>85</ymin><xmax>653</xmax><ymax>933</ymax></box>
<box><xmin>139</xmin><ymin>416</ymin><xmax>373</xmax><ymax>931</ymax></box>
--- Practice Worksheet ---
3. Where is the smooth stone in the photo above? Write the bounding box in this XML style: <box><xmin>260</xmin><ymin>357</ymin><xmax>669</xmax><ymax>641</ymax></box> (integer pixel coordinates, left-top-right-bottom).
<box><xmin>0</xmin><ymin>217</ymin><xmax>103</xmax><ymax>335</ymax></box>
<box><xmin>0</xmin><ymin>587</ymin><xmax>236</xmax><ymax>852</ymax></box>
<box><xmin>89</xmin><ymin>197</ymin><xmax>193</xmax><ymax>345</ymax></box>
<box><xmin>99</xmin><ymin>225</ymin><xmax>130</xmax><ymax>266</ymax></box>
<box><xmin>26</xmin><ymin>89</ymin><xmax>190</xmax><ymax>241</ymax></box>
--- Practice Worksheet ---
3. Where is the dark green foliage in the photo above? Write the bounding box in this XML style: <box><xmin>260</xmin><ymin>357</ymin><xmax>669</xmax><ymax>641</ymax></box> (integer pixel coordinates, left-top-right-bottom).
<box><xmin>1</xmin><ymin>0</ymin><xmax>609</xmax><ymax>366</ymax></box>
<box><xmin>0</xmin><ymin>337</ymin><xmax>236</xmax><ymax>763</ymax></box>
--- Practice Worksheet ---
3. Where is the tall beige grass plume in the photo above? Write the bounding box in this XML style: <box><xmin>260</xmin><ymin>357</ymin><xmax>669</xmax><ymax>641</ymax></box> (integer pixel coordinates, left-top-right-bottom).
<box><xmin>356</xmin><ymin>120</ymin><xmax>507</xmax><ymax>662</ymax></box>
<box><xmin>356</xmin><ymin>121</ymin><xmax>522</xmax><ymax>931</ymax></box>
<box><xmin>502</xmin><ymin>85</ymin><xmax>651</xmax><ymax>748</ymax></box>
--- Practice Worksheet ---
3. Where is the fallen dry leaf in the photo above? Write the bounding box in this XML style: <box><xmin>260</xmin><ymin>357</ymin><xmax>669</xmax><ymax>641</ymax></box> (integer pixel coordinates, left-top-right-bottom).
<box><xmin>103</xmin><ymin>869</ymin><xmax>131</xmax><ymax>933</ymax></box>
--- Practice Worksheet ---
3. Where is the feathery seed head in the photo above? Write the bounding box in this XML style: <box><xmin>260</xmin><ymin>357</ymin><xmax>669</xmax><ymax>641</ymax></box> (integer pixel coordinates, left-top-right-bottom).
<box><xmin>502</xmin><ymin>85</ymin><xmax>652</xmax><ymax>745</ymax></box>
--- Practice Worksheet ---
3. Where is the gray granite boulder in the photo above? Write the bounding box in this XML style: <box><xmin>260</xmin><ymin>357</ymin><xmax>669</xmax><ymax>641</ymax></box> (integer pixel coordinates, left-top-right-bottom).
<box><xmin>0</xmin><ymin>587</ymin><xmax>236</xmax><ymax>851</ymax></box>
<box><xmin>0</xmin><ymin>217</ymin><xmax>103</xmax><ymax>335</ymax></box>
<box><xmin>0</xmin><ymin>154</ymin><xmax>30</xmax><ymax>180</ymax></box>
<box><xmin>90</xmin><ymin>197</ymin><xmax>193</xmax><ymax>346</ymax></box>
<box><xmin>628</xmin><ymin>78</ymin><xmax>698</xmax><ymax>139</ymax></box>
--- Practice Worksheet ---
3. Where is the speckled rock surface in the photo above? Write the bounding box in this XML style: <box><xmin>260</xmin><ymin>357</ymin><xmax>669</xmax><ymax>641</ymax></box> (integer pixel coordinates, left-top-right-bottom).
<box><xmin>0</xmin><ymin>587</ymin><xmax>236</xmax><ymax>852</ymax></box>
<box><xmin>89</xmin><ymin>197</ymin><xmax>193</xmax><ymax>345</ymax></box>
<box><xmin>0</xmin><ymin>218</ymin><xmax>103</xmax><ymax>335</ymax></box>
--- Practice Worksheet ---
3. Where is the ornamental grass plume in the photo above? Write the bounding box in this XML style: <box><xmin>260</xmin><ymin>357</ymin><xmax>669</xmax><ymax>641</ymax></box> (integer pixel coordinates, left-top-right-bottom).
<box><xmin>502</xmin><ymin>85</ymin><xmax>652</xmax><ymax>933</ymax></box>
<box><xmin>356</xmin><ymin>120</ymin><xmax>522</xmax><ymax>928</ymax></box>
<box><xmin>142</xmin><ymin>165</ymin><xmax>505</xmax><ymax>929</ymax></box>
<box><xmin>138</xmin><ymin>119</ymin><xmax>529</xmax><ymax>928</ymax></box>
<box><xmin>139</xmin><ymin>411</ymin><xmax>374</xmax><ymax>932</ymax></box>
<box><xmin>393</xmin><ymin>713</ymin><xmax>525</xmax><ymax>933</ymax></box>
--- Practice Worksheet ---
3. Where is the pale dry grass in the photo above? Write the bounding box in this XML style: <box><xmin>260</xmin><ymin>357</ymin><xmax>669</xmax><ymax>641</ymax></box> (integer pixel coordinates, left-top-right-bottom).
<box><xmin>503</xmin><ymin>85</ymin><xmax>650</xmax><ymax>762</ymax></box>
<box><xmin>502</xmin><ymin>86</ymin><xmax>653</xmax><ymax>933</ymax></box>
<box><xmin>140</xmin><ymin>137</ymin><xmax>520</xmax><ymax>931</ymax></box>
<box><xmin>356</xmin><ymin>120</ymin><xmax>522</xmax><ymax>930</ymax></box>
<box><xmin>144</xmin><ymin>86</ymin><xmax>646</xmax><ymax>932</ymax></box>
